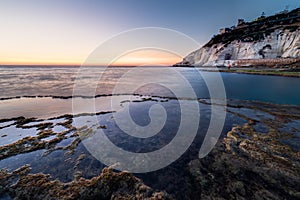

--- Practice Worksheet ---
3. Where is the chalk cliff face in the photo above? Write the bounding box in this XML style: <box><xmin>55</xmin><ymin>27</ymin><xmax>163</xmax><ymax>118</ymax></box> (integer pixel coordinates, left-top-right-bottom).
<box><xmin>182</xmin><ymin>29</ymin><xmax>300</xmax><ymax>66</ymax></box>
<box><xmin>177</xmin><ymin>8</ymin><xmax>300</xmax><ymax>66</ymax></box>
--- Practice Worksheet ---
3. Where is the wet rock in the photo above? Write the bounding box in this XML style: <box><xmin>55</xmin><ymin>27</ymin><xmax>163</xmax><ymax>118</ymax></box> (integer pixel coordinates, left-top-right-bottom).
<box><xmin>0</xmin><ymin>166</ymin><xmax>172</xmax><ymax>200</ymax></box>
<box><xmin>99</xmin><ymin>125</ymin><xmax>107</xmax><ymax>129</ymax></box>
<box><xmin>188</xmin><ymin>123</ymin><xmax>300</xmax><ymax>199</ymax></box>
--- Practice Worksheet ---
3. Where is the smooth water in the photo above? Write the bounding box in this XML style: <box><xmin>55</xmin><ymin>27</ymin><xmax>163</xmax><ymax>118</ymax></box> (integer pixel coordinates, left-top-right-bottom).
<box><xmin>0</xmin><ymin>66</ymin><xmax>299</xmax><ymax>106</ymax></box>
<box><xmin>0</xmin><ymin>66</ymin><xmax>299</xmax><ymax>199</ymax></box>
<box><xmin>177</xmin><ymin>67</ymin><xmax>300</xmax><ymax>106</ymax></box>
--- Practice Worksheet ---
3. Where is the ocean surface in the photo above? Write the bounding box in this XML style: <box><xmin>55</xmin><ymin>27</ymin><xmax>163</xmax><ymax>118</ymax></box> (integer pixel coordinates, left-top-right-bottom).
<box><xmin>0</xmin><ymin>66</ymin><xmax>299</xmax><ymax>105</ymax></box>
<box><xmin>0</xmin><ymin>66</ymin><xmax>299</xmax><ymax>199</ymax></box>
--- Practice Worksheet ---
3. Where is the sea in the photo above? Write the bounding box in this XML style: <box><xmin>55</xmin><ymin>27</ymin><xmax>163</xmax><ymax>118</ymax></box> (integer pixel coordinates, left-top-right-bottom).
<box><xmin>0</xmin><ymin>65</ymin><xmax>299</xmax><ymax>199</ymax></box>
<box><xmin>0</xmin><ymin>66</ymin><xmax>299</xmax><ymax>105</ymax></box>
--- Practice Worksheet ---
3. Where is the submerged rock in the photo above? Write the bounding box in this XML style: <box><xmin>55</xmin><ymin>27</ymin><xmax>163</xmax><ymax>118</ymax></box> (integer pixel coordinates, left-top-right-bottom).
<box><xmin>188</xmin><ymin>123</ymin><xmax>300</xmax><ymax>199</ymax></box>
<box><xmin>0</xmin><ymin>166</ymin><xmax>172</xmax><ymax>200</ymax></box>
<box><xmin>1</xmin><ymin>97</ymin><xmax>300</xmax><ymax>199</ymax></box>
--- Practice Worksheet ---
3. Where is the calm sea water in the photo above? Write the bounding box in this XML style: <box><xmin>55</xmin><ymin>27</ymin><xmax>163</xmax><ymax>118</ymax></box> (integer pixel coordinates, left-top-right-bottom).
<box><xmin>0</xmin><ymin>66</ymin><xmax>299</xmax><ymax>105</ymax></box>
<box><xmin>0</xmin><ymin>66</ymin><xmax>299</xmax><ymax>199</ymax></box>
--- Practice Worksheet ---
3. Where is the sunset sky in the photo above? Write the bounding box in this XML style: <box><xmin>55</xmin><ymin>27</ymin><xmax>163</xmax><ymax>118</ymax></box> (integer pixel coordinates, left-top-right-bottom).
<box><xmin>0</xmin><ymin>0</ymin><xmax>299</xmax><ymax>66</ymax></box>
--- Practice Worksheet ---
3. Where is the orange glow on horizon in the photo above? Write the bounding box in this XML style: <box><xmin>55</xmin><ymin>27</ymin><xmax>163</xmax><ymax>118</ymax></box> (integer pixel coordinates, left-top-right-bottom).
<box><xmin>110</xmin><ymin>49</ymin><xmax>182</xmax><ymax>66</ymax></box>
<box><xmin>0</xmin><ymin>59</ymin><xmax>81</xmax><ymax>66</ymax></box>
<box><xmin>0</xmin><ymin>49</ymin><xmax>182</xmax><ymax>66</ymax></box>
<box><xmin>0</xmin><ymin>55</ymin><xmax>83</xmax><ymax>66</ymax></box>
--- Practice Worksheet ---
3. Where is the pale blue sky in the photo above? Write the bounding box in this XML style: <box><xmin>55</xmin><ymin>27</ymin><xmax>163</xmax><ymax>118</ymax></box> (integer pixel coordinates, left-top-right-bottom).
<box><xmin>0</xmin><ymin>0</ymin><xmax>298</xmax><ymax>65</ymax></box>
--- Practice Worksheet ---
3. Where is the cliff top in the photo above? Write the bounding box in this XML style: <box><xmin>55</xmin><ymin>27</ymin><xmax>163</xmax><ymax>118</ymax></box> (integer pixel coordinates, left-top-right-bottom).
<box><xmin>204</xmin><ymin>8</ymin><xmax>300</xmax><ymax>47</ymax></box>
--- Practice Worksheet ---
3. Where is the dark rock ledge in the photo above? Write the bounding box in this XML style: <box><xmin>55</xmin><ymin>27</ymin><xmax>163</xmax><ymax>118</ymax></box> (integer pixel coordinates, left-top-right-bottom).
<box><xmin>0</xmin><ymin>165</ymin><xmax>172</xmax><ymax>200</ymax></box>
<box><xmin>189</xmin><ymin>123</ymin><xmax>300</xmax><ymax>199</ymax></box>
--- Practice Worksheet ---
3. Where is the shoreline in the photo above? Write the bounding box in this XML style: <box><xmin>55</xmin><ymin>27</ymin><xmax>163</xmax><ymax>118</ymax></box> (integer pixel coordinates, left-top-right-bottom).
<box><xmin>183</xmin><ymin>66</ymin><xmax>300</xmax><ymax>77</ymax></box>
<box><xmin>213</xmin><ymin>68</ymin><xmax>300</xmax><ymax>78</ymax></box>
<box><xmin>0</xmin><ymin>98</ymin><xmax>299</xmax><ymax>199</ymax></box>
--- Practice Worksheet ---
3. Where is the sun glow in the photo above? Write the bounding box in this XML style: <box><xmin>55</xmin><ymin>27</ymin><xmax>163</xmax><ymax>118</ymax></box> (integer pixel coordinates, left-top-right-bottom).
<box><xmin>0</xmin><ymin>50</ymin><xmax>181</xmax><ymax>66</ymax></box>
<box><xmin>110</xmin><ymin>49</ymin><xmax>182</xmax><ymax>66</ymax></box>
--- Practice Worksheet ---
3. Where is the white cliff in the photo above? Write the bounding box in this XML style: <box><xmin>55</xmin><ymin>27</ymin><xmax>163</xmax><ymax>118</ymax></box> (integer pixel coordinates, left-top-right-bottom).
<box><xmin>177</xmin><ymin>8</ymin><xmax>300</xmax><ymax>67</ymax></box>
<box><xmin>180</xmin><ymin>28</ymin><xmax>300</xmax><ymax>66</ymax></box>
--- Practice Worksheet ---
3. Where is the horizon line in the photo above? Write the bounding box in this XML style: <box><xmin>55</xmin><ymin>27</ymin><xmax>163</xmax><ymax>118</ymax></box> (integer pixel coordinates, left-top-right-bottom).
<box><xmin>0</xmin><ymin>63</ymin><xmax>174</xmax><ymax>67</ymax></box>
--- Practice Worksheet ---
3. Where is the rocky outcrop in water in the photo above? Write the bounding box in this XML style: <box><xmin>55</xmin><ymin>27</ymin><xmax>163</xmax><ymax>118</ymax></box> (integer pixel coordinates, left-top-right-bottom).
<box><xmin>176</xmin><ymin>8</ymin><xmax>300</xmax><ymax>67</ymax></box>
<box><xmin>0</xmin><ymin>165</ymin><xmax>172</xmax><ymax>200</ymax></box>
<box><xmin>1</xmin><ymin>97</ymin><xmax>300</xmax><ymax>199</ymax></box>
<box><xmin>188</xmin><ymin>117</ymin><xmax>300</xmax><ymax>199</ymax></box>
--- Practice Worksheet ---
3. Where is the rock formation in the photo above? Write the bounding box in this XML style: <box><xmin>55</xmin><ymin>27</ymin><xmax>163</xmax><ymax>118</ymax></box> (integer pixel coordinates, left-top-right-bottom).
<box><xmin>176</xmin><ymin>8</ymin><xmax>300</xmax><ymax>67</ymax></box>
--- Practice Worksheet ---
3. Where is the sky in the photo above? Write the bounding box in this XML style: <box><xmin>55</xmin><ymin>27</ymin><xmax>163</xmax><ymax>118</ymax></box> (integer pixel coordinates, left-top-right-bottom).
<box><xmin>0</xmin><ymin>0</ymin><xmax>299</xmax><ymax>66</ymax></box>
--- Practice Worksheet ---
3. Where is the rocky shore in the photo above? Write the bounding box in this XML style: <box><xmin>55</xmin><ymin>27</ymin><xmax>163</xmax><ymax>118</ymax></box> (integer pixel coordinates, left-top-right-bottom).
<box><xmin>187</xmin><ymin>99</ymin><xmax>300</xmax><ymax>199</ymax></box>
<box><xmin>0</xmin><ymin>97</ymin><xmax>300</xmax><ymax>199</ymax></box>
<box><xmin>0</xmin><ymin>165</ymin><xmax>171</xmax><ymax>200</ymax></box>
<box><xmin>189</xmin><ymin>123</ymin><xmax>300</xmax><ymax>199</ymax></box>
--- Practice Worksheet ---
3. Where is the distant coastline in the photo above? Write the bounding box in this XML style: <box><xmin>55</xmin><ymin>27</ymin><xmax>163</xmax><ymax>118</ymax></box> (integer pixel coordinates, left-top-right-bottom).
<box><xmin>202</xmin><ymin>67</ymin><xmax>300</xmax><ymax>78</ymax></box>
<box><xmin>173</xmin><ymin>65</ymin><xmax>300</xmax><ymax>77</ymax></box>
